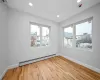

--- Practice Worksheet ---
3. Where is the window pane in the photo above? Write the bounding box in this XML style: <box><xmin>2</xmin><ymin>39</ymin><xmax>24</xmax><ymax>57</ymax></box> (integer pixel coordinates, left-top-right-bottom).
<box><xmin>64</xmin><ymin>27</ymin><xmax>73</xmax><ymax>47</ymax></box>
<box><xmin>30</xmin><ymin>24</ymin><xmax>40</xmax><ymax>47</ymax></box>
<box><xmin>42</xmin><ymin>27</ymin><xmax>50</xmax><ymax>46</ymax></box>
<box><xmin>76</xmin><ymin>21</ymin><xmax>92</xmax><ymax>49</ymax></box>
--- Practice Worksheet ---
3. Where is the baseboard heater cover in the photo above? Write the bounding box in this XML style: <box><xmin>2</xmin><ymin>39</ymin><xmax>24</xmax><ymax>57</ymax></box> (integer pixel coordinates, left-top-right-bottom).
<box><xmin>19</xmin><ymin>54</ymin><xmax>56</xmax><ymax>66</ymax></box>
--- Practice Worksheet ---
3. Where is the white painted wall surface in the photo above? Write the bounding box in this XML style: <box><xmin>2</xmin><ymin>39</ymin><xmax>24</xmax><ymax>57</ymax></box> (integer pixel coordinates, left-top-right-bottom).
<box><xmin>59</xmin><ymin>3</ymin><xmax>100</xmax><ymax>69</ymax></box>
<box><xmin>8</xmin><ymin>8</ymin><xmax>59</xmax><ymax>65</ymax></box>
<box><xmin>0</xmin><ymin>3</ymin><xmax>8</xmax><ymax>76</ymax></box>
<box><xmin>0</xmin><ymin>2</ymin><xmax>100</xmax><ymax>77</ymax></box>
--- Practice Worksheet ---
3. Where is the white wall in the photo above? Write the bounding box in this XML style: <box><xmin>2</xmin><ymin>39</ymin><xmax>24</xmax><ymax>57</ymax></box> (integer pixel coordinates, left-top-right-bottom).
<box><xmin>8</xmin><ymin>8</ymin><xmax>59</xmax><ymax>65</ymax></box>
<box><xmin>0</xmin><ymin>2</ymin><xmax>100</xmax><ymax>77</ymax></box>
<box><xmin>59</xmin><ymin>3</ymin><xmax>100</xmax><ymax>69</ymax></box>
<box><xmin>0</xmin><ymin>3</ymin><xmax>8</xmax><ymax>76</ymax></box>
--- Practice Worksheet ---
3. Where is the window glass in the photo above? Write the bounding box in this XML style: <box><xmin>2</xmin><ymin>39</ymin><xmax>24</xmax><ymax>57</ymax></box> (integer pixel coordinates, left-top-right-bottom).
<box><xmin>30</xmin><ymin>23</ymin><xmax>50</xmax><ymax>47</ymax></box>
<box><xmin>64</xmin><ymin>27</ymin><xmax>73</xmax><ymax>47</ymax></box>
<box><xmin>30</xmin><ymin>24</ymin><xmax>40</xmax><ymax>47</ymax></box>
<box><xmin>76</xmin><ymin>20</ymin><xmax>92</xmax><ymax>49</ymax></box>
<box><xmin>42</xmin><ymin>27</ymin><xmax>50</xmax><ymax>46</ymax></box>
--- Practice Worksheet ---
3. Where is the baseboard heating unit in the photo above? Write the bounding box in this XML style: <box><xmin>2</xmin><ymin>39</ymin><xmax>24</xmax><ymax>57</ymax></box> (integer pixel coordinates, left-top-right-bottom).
<box><xmin>19</xmin><ymin>54</ymin><xmax>56</xmax><ymax>66</ymax></box>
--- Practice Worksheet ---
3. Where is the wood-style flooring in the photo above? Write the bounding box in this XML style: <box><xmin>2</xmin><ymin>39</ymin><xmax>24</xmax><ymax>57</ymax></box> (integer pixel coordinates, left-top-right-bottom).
<box><xmin>3</xmin><ymin>56</ymin><xmax>100</xmax><ymax>80</ymax></box>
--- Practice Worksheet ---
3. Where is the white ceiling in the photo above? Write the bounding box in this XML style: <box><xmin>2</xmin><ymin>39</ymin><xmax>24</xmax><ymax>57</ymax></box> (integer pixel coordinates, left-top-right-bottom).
<box><xmin>7</xmin><ymin>0</ymin><xmax>100</xmax><ymax>22</ymax></box>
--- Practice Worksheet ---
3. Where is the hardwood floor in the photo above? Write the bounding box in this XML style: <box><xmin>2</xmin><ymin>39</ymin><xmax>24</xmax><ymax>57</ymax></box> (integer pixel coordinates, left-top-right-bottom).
<box><xmin>3</xmin><ymin>56</ymin><xmax>100</xmax><ymax>80</ymax></box>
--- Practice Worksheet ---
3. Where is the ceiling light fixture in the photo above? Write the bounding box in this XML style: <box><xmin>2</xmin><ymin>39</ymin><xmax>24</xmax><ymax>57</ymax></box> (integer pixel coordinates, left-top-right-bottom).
<box><xmin>29</xmin><ymin>2</ymin><xmax>33</xmax><ymax>6</ymax></box>
<box><xmin>57</xmin><ymin>15</ymin><xmax>60</xmax><ymax>18</ymax></box>
<box><xmin>77</xmin><ymin>0</ymin><xmax>82</xmax><ymax>3</ymax></box>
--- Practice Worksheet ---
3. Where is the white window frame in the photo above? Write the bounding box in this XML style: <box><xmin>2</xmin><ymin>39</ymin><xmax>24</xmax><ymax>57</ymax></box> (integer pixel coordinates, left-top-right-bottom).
<box><xmin>63</xmin><ymin>17</ymin><xmax>93</xmax><ymax>51</ymax></box>
<box><xmin>30</xmin><ymin>22</ymin><xmax>51</xmax><ymax>48</ymax></box>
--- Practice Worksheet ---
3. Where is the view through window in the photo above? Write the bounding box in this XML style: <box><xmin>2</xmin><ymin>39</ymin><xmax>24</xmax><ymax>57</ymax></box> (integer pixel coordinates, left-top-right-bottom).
<box><xmin>30</xmin><ymin>23</ymin><xmax>50</xmax><ymax>47</ymax></box>
<box><xmin>64</xmin><ymin>27</ymin><xmax>73</xmax><ymax>47</ymax></box>
<box><xmin>63</xmin><ymin>18</ymin><xmax>92</xmax><ymax>50</ymax></box>
<box><xmin>76</xmin><ymin>21</ymin><xmax>92</xmax><ymax>49</ymax></box>
<box><xmin>42</xmin><ymin>27</ymin><xmax>50</xmax><ymax>46</ymax></box>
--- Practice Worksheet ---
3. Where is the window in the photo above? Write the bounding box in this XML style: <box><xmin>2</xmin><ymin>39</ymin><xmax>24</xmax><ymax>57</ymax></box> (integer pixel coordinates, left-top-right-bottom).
<box><xmin>64</xmin><ymin>27</ymin><xmax>73</xmax><ymax>47</ymax></box>
<box><xmin>30</xmin><ymin>24</ymin><xmax>40</xmax><ymax>47</ymax></box>
<box><xmin>76</xmin><ymin>20</ymin><xmax>92</xmax><ymax>49</ymax></box>
<box><xmin>30</xmin><ymin>23</ymin><xmax>50</xmax><ymax>47</ymax></box>
<box><xmin>63</xmin><ymin>17</ymin><xmax>93</xmax><ymax>50</ymax></box>
<box><xmin>42</xmin><ymin>27</ymin><xmax>50</xmax><ymax>46</ymax></box>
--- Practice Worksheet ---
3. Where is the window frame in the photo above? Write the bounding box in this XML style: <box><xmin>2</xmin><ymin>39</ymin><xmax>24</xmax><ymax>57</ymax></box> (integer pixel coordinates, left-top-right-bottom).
<box><xmin>30</xmin><ymin>22</ymin><xmax>51</xmax><ymax>48</ymax></box>
<box><xmin>63</xmin><ymin>17</ymin><xmax>93</xmax><ymax>51</ymax></box>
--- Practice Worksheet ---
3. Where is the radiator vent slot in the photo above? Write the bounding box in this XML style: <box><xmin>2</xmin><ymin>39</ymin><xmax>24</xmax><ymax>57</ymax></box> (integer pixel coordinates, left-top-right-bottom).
<box><xmin>19</xmin><ymin>54</ymin><xmax>56</xmax><ymax>66</ymax></box>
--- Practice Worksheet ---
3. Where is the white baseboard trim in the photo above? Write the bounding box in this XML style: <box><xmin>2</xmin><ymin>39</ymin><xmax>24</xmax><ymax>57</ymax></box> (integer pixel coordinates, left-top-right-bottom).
<box><xmin>0</xmin><ymin>69</ymin><xmax>8</xmax><ymax>80</ymax></box>
<box><xmin>61</xmin><ymin>54</ymin><xmax>100</xmax><ymax>73</ymax></box>
<box><xmin>7</xmin><ymin>64</ymin><xmax>19</xmax><ymax>70</ymax></box>
<box><xmin>0</xmin><ymin>64</ymin><xmax>19</xmax><ymax>80</ymax></box>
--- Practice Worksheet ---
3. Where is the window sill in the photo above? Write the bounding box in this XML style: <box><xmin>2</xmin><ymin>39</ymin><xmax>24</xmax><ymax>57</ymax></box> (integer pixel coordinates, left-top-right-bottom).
<box><xmin>75</xmin><ymin>47</ymin><xmax>93</xmax><ymax>52</ymax></box>
<box><xmin>31</xmin><ymin>45</ymin><xmax>50</xmax><ymax>48</ymax></box>
<box><xmin>63</xmin><ymin>46</ymin><xmax>93</xmax><ymax>52</ymax></box>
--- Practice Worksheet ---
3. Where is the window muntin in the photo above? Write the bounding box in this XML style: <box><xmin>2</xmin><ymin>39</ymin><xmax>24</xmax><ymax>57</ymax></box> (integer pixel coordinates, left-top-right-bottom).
<box><xmin>64</xmin><ymin>27</ymin><xmax>73</xmax><ymax>47</ymax></box>
<box><xmin>30</xmin><ymin>23</ymin><xmax>50</xmax><ymax>47</ymax></box>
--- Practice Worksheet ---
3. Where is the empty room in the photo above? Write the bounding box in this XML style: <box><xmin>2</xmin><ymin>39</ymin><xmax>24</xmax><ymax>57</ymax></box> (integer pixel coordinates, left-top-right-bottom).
<box><xmin>0</xmin><ymin>0</ymin><xmax>100</xmax><ymax>80</ymax></box>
